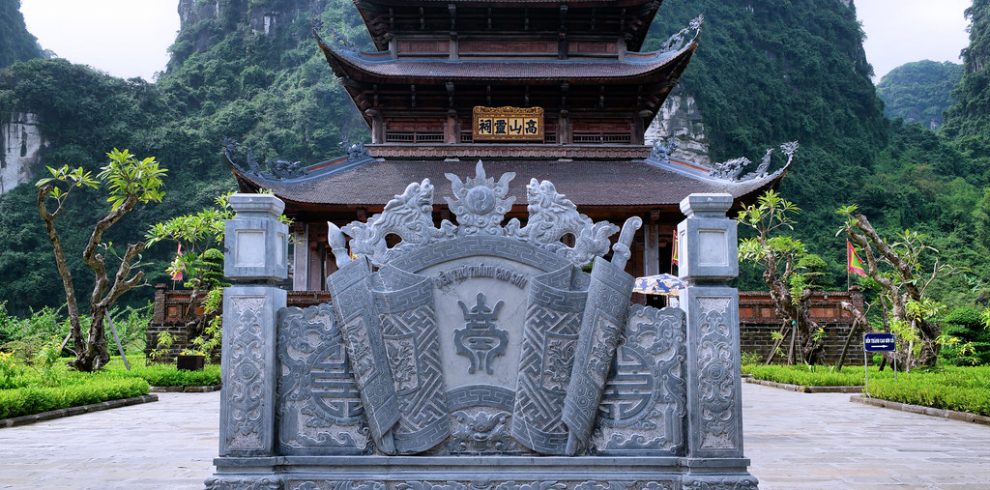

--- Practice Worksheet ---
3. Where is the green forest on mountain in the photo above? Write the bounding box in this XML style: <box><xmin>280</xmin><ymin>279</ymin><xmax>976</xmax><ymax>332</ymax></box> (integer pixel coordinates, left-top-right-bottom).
<box><xmin>877</xmin><ymin>60</ymin><xmax>963</xmax><ymax>129</ymax></box>
<box><xmin>1</xmin><ymin>0</ymin><xmax>989</xmax><ymax>322</ymax></box>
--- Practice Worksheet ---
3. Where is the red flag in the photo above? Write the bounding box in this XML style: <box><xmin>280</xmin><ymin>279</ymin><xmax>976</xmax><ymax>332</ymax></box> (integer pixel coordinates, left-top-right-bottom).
<box><xmin>171</xmin><ymin>243</ymin><xmax>184</xmax><ymax>282</ymax></box>
<box><xmin>846</xmin><ymin>240</ymin><xmax>867</xmax><ymax>278</ymax></box>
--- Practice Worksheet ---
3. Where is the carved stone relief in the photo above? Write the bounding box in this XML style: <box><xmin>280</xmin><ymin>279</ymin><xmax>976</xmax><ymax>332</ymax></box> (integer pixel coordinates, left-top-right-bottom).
<box><xmin>696</xmin><ymin>297</ymin><xmax>737</xmax><ymax>451</ymax></box>
<box><xmin>215</xmin><ymin>163</ymin><xmax>754</xmax><ymax>489</ymax></box>
<box><xmin>455</xmin><ymin>293</ymin><xmax>509</xmax><ymax>375</ymax></box>
<box><xmin>512</xmin><ymin>266</ymin><xmax>587</xmax><ymax>454</ymax></box>
<box><xmin>277</xmin><ymin>303</ymin><xmax>370</xmax><ymax>455</ymax></box>
<box><xmin>374</xmin><ymin>268</ymin><xmax>449</xmax><ymax>454</ymax></box>
<box><xmin>224</xmin><ymin>296</ymin><xmax>267</xmax><ymax>453</ymax></box>
<box><xmin>593</xmin><ymin>305</ymin><xmax>686</xmax><ymax>456</ymax></box>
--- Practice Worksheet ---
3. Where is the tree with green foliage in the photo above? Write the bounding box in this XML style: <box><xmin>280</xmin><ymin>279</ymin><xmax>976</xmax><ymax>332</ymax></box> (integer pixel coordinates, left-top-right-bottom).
<box><xmin>944</xmin><ymin>0</ymin><xmax>990</xmax><ymax>155</ymax></box>
<box><xmin>837</xmin><ymin>206</ymin><xmax>948</xmax><ymax>370</ymax></box>
<box><xmin>35</xmin><ymin>149</ymin><xmax>167</xmax><ymax>371</ymax></box>
<box><xmin>738</xmin><ymin>190</ymin><xmax>828</xmax><ymax>365</ymax></box>
<box><xmin>146</xmin><ymin>194</ymin><xmax>234</xmax><ymax>358</ymax></box>
<box><xmin>0</xmin><ymin>0</ymin><xmax>41</xmax><ymax>69</ymax></box>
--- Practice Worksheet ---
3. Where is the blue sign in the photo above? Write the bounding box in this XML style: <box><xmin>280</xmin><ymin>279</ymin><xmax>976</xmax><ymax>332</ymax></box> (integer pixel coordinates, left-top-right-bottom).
<box><xmin>864</xmin><ymin>333</ymin><xmax>896</xmax><ymax>352</ymax></box>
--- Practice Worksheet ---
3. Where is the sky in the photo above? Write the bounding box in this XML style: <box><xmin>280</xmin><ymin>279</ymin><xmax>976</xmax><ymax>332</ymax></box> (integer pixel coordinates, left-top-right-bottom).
<box><xmin>17</xmin><ymin>0</ymin><xmax>974</xmax><ymax>82</ymax></box>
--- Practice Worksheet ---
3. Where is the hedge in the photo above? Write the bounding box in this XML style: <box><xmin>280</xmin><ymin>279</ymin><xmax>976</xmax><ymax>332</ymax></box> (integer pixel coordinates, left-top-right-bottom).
<box><xmin>742</xmin><ymin>364</ymin><xmax>886</xmax><ymax>386</ymax></box>
<box><xmin>0</xmin><ymin>378</ymin><xmax>149</xmax><ymax>419</ymax></box>
<box><xmin>120</xmin><ymin>364</ymin><xmax>221</xmax><ymax>387</ymax></box>
<box><xmin>865</xmin><ymin>368</ymin><xmax>990</xmax><ymax>416</ymax></box>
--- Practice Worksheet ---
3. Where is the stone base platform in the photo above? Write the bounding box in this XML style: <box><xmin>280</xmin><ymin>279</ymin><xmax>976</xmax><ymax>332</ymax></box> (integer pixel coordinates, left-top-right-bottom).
<box><xmin>207</xmin><ymin>456</ymin><xmax>758</xmax><ymax>489</ymax></box>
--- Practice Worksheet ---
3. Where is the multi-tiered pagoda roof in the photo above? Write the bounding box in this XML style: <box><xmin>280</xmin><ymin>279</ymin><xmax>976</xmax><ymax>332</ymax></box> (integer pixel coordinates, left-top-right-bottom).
<box><xmin>226</xmin><ymin>0</ymin><xmax>792</xmax><ymax>288</ymax></box>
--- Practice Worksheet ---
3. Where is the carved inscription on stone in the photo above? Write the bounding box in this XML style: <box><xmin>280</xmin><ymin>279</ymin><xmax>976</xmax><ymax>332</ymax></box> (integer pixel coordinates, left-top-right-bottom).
<box><xmin>696</xmin><ymin>297</ymin><xmax>736</xmax><ymax>451</ymax></box>
<box><xmin>455</xmin><ymin>293</ymin><xmax>508</xmax><ymax>375</ymax></box>
<box><xmin>593</xmin><ymin>305</ymin><xmax>686</xmax><ymax>456</ymax></box>
<box><xmin>277</xmin><ymin>303</ymin><xmax>370</xmax><ymax>455</ymax></box>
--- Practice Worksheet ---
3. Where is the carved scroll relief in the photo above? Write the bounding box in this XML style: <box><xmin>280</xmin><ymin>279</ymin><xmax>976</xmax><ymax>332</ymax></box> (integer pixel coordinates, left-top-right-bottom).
<box><xmin>562</xmin><ymin>257</ymin><xmax>636</xmax><ymax>455</ymax></box>
<box><xmin>328</xmin><ymin>258</ymin><xmax>401</xmax><ymax>454</ymax></box>
<box><xmin>277</xmin><ymin>304</ymin><xmax>370</xmax><ymax>455</ymax></box>
<box><xmin>374</xmin><ymin>266</ymin><xmax>450</xmax><ymax>454</ymax></box>
<box><xmin>592</xmin><ymin>305</ymin><xmax>686</xmax><ymax>456</ymax></box>
<box><xmin>512</xmin><ymin>266</ymin><xmax>588</xmax><ymax>454</ymax></box>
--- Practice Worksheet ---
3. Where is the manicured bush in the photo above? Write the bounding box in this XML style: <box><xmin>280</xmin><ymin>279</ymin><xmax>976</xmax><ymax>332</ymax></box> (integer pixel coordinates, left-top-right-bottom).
<box><xmin>0</xmin><ymin>378</ymin><xmax>149</xmax><ymax>419</ymax></box>
<box><xmin>103</xmin><ymin>355</ymin><xmax>222</xmax><ymax>387</ymax></box>
<box><xmin>742</xmin><ymin>364</ymin><xmax>891</xmax><ymax>386</ymax></box>
<box><xmin>122</xmin><ymin>364</ymin><xmax>221</xmax><ymax>387</ymax></box>
<box><xmin>865</xmin><ymin>367</ymin><xmax>990</xmax><ymax>416</ymax></box>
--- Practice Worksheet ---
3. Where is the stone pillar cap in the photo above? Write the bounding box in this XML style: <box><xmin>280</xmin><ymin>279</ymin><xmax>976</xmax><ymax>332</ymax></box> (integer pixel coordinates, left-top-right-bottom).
<box><xmin>229</xmin><ymin>193</ymin><xmax>285</xmax><ymax>216</ymax></box>
<box><xmin>680</xmin><ymin>193</ymin><xmax>733</xmax><ymax>218</ymax></box>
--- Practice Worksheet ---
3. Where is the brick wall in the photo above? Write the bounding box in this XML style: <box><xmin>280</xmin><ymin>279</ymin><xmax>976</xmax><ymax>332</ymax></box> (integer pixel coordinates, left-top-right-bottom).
<box><xmin>149</xmin><ymin>286</ymin><xmax>866</xmax><ymax>365</ymax></box>
<box><xmin>739</xmin><ymin>291</ymin><xmax>865</xmax><ymax>364</ymax></box>
<box><xmin>146</xmin><ymin>285</ymin><xmax>330</xmax><ymax>363</ymax></box>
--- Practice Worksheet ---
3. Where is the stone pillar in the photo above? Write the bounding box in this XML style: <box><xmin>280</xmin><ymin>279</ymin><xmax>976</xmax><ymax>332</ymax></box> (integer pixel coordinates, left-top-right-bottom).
<box><xmin>219</xmin><ymin>194</ymin><xmax>288</xmax><ymax>457</ymax></box>
<box><xmin>678</xmin><ymin>194</ymin><xmax>757</xmax><ymax>488</ymax></box>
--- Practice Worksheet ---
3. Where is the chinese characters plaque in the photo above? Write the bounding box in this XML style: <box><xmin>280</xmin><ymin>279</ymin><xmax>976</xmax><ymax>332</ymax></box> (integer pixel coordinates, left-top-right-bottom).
<box><xmin>472</xmin><ymin>106</ymin><xmax>544</xmax><ymax>141</ymax></box>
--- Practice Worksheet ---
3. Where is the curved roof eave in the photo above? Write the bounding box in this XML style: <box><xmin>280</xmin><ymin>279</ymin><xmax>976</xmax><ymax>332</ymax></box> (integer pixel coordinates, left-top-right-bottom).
<box><xmin>316</xmin><ymin>33</ymin><xmax>697</xmax><ymax>85</ymax></box>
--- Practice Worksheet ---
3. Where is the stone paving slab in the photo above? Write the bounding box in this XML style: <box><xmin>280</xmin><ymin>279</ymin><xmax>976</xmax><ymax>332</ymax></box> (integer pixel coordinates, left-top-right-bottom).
<box><xmin>744</xmin><ymin>383</ymin><xmax>990</xmax><ymax>489</ymax></box>
<box><xmin>1</xmin><ymin>384</ymin><xmax>989</xmax><ymax>489</ymax></box>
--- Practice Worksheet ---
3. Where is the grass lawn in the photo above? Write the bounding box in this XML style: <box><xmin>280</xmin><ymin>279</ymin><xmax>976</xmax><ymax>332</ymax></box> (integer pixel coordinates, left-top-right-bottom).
<box><xmin>743</xmin><ymin>363</ymin><xmax>990</xmax><ymax>417</ymax></box>
<box><xmin>1</xmin><ymin>353</ymin><xmax>220</xmax><ymax>420</ymax></box>
<box><xmin>104</xmin><ymin>355</ymin><xmax>221</xmax><ymax>387</ymax></box>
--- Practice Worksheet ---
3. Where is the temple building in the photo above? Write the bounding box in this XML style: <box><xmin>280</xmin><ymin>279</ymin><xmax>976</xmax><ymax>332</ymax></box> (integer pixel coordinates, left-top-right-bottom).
<box><xmin>225</xmin><ymin>0</ymin><xmax>793</xmax><ymax>291</ymax></box>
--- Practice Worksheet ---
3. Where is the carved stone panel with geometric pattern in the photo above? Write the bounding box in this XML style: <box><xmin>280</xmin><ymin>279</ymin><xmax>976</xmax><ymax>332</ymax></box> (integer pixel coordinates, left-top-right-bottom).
<box><xmin>592</xmin><ymin>305</ymin><xmax>686</xmax><ymax>456</ymax></box>
<box><xmin>276</xmin><ymin>303</ymin><xmax>371</xmax><ymax>455</ymax></box>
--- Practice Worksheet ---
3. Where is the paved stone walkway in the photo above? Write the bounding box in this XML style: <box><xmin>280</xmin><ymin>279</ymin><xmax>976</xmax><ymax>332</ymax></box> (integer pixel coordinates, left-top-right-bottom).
<box><xmin>1</xmin><ymin>384</ymin><xmax>989</xmax><ymax>489</ymax></box>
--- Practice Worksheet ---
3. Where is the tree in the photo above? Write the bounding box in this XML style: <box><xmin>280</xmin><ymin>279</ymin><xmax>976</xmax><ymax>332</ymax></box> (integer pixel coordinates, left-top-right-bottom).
<box><xmin>36</xmin><ymin>149</ymin><xmax>167</xmax><ymax>371</ymax></box>
<box><xmin>837</xmin><ymin>206</ymin><xmax>947</xmax><ymax>370</ymax></box>
<box><xmin>146</xmin><ymin>194</ymin><xmax>233</xmax><ymax>356</ymax></box>
<box><xmin>738</xmin><ymin>190</ymin><xmax>827</xmax><ymax>365</ymax></box>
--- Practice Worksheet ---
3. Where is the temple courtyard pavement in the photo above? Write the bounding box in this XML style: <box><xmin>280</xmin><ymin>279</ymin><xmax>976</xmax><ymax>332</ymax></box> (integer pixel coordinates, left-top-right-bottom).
<box><xmin>1</xmin><ymin>384</ymin><xmax>988</xmax><ymax>489</ymax></box>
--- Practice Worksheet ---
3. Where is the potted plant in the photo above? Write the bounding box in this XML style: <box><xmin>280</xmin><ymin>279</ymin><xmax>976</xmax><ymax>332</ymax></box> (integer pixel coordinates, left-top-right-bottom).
<box><xmin>177</xmin><ymin>348</ymin><xmax>206</xmax><ymax>371</ymax></box>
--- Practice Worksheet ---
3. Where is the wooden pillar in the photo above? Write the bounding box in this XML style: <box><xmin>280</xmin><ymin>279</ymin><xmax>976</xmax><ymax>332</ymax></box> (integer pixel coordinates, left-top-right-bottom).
<box><xmin>635</xmin><ymin>110</ymin><xmax>652</xmax><ymax>145</ymax></box>
<box><xmin>643</xmin><ymin>210</ymin><xmax>660</xmax><ymax>276</ymax></box>
<box><xmin>307</xmin><ymin>222</ymin><xmax>326</xmax><ymax>291</ymax></box>
<box><xmin>292</xmin><ymin>224</ymin><xmax>309</xmax><ymax>291</ymax></box>
<box><xmin>366</xmin><ymin>109</ymin><xmax>384</xmax><ymax>144</ymax></box>
<box><xmin>558</xmin><ymin>110</ymin><xmax>570</xmax><ymax>145</ymax></box>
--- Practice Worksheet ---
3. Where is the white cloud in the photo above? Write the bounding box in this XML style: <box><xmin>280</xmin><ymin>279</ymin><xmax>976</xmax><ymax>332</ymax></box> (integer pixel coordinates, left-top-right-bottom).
<box><xmin>856</xmin><ymin>0</ymin><xmax>970</xmax><ymax>80</ymax></box>
<box><xmin>16</xmin><ymin>0</ymin><xmax>971</xmax><ymax>84</ymax></box>
<box><xmin>20</xmin><ymin>0</ymin><xmax>179</xmax><ymax>81</ymax></box>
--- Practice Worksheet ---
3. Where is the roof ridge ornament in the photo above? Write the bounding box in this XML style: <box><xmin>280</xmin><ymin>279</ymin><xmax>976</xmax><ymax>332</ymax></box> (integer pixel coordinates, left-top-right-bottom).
<box><xmin>444</xmin><ymin>160</ymin><xmax>516</xmax><ymax>236</ymax></box>
<box><xmin>661</xmin><ymin>14</ymin><xmax>703</xmax><ymax>54</ymax></box>
<box><xmin>333</xmin><ymin>161</ymin><xmax>626</xmax><ymax>267</ymax></box>
<box><xmin>709</xmin><ymin>141</ymin><xmax>800</xmax><ymax>182</ymax></box>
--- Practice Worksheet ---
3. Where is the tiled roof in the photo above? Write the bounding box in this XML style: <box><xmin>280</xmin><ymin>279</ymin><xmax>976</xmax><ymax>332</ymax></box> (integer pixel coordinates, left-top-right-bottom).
<box><xmin>352</xmin><ymin>0</ymin><xmax>664</xmax><ymax>52</ymax></box>
<box><xmin>318</xmin><ymin>39</ymin><xmax>697</xmax><ymax>84</ymax></box>
<box><xmin>231</xmin><ymin>158</ymin><xmax>784</xmax><ymax>207</ymax></box>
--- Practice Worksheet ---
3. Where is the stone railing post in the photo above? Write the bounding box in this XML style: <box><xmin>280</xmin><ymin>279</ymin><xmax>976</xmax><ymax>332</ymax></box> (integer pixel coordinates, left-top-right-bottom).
<box><xmin>678</xmin><ymin>194</ymin><xmax>753</xmax><ymax>485</ymax></box>
<box><xmin>219</xmin><ymin>193</ymin><xmax>288</xmax><ymax>457</ymax></box>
